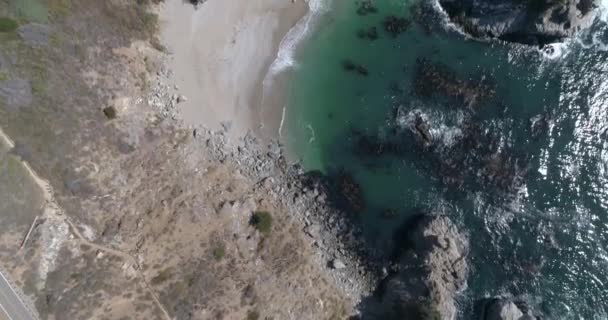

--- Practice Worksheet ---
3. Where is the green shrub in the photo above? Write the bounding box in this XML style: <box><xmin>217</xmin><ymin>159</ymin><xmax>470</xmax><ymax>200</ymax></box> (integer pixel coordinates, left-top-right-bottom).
<box><xmin>0</xmin><ymin>17</ymin><xmax>18</xmax><ymax>32</ymax></box>
<box><xmin>246</xmin><ymin>310</ymin><xmax>259</xmax><ymax>320</ymax></box>
<box><xmin>415</xmin><ymin>299</ymin><xmax>441</xmax><ymax>320</ymax></box>
<box><xmin>151</xmin><ymin>267</ymin><xmax>174</xmax><ymax>285</ymax></box>
<box><xmin>102</xmin><ymin>106</ymin><xmax>117</xmax><ymax>119</ymax></box>
<box><xmin>250</xmin><ymin>211</ymin><xmax>272</xmax><ymax>235</ymax></box>
<box><xmin>212</xmin><ymin>245</ymin><xmax>225</xmax><ymax>261</ymax></box>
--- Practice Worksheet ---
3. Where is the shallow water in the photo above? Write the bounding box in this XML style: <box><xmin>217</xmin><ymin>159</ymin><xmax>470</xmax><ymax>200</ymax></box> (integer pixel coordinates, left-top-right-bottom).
<box><xmin>283</xmin><ymin>0</ymin><xmax>608</xmax><ymax>318</ymax></box>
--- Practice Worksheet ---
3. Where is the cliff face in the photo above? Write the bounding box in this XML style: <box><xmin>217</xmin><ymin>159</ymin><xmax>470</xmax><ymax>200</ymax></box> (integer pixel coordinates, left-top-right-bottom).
<box><xmin>369</xmin><ymin>215</ymin><xmax>468</xmax><ymax>320</ymax></box>
<box><xmin>439</xmin><ymin>0</ymin><xmax>597</xmax><ymax>45</ymax></box>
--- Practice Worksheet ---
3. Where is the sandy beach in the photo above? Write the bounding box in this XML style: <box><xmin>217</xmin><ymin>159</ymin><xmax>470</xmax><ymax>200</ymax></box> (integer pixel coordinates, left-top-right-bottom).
<box><xmin>159</xmin><ymin>0</ymin><xmax>308</xmax><ymax>138</ymax></box>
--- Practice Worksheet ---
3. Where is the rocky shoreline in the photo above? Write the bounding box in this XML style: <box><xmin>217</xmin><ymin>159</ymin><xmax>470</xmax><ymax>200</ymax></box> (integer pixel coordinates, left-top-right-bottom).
<box><xmin>149</xmin><ymin>37</ymin><xmax>546</xmax><ymax>318</ymax></box>
<box><xmin>150</xmin><ymin>61</ymin><xmax>378</xmax><ymax>302</ymax></box>
<box><xmin>438</xmin><ymin>0</ymin><xmax>598</xmax><ymax>46</ymax></box>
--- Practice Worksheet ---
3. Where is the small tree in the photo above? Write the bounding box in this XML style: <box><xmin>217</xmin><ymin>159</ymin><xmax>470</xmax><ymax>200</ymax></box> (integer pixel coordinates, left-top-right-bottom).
<box><xmin>250</xmin><ymin>211</ymin><xmax>272</xmax><ymax>235</ymax></box>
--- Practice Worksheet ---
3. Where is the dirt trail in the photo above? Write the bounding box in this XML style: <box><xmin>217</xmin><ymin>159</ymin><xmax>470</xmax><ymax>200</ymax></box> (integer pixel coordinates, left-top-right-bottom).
<box><xmin>0</xmin><ymin>126</ymin><xmax>172</xmax><ymax>320</ymax></box>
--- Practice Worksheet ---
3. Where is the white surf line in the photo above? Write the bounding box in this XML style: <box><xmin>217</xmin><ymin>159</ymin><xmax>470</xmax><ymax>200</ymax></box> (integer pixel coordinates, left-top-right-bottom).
<box><xmin>306</xmin><ymin>124</ymin><xmax>315</xmax><ymax>143</ymax></box>
<box><xmin>0</xmin><ymin>126</ymin><xmax>172</xmax><ymax>320</ymax></box>
<box><xmin>278</xmin><ymin>105</ymin><xmax>287</xmax><ymax>138</ymax></box>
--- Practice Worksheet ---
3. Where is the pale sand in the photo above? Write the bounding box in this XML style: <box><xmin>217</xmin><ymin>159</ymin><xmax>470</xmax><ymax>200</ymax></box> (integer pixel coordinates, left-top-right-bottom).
<box><xmin>159</xmin><ymin>0</ymin><xmax>308</xmax><ymax>138</ymax></box>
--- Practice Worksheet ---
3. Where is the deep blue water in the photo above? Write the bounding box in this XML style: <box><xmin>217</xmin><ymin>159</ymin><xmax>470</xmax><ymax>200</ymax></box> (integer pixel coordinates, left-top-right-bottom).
<box><xmin>282</xmin><ymin>0</ymin><xmax>608</xmax><ymax>318</ymax></box>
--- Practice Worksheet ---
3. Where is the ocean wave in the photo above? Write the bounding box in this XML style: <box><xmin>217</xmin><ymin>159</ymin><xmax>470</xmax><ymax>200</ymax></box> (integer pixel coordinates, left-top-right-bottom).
<box><xmin>265</xmin><ymin>0</ymin><xmax>331</xmax><ymax>79</ymax></box>
<box><xmin>395</xmin><ymin>106</ymin><xmax>465</xmax><ymax>149</ymax></box>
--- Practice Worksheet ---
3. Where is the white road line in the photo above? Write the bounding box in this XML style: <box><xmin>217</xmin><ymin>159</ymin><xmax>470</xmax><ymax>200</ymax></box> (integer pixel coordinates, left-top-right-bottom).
<box><xmin>0</xmin><ymin>270</ymin><xmax>35</xmax><ymax>320</ymax></box>
<box><xmin>0</xmin><ymin>301</ymin><xmax>14</xmax><ymax>320</ymax></box>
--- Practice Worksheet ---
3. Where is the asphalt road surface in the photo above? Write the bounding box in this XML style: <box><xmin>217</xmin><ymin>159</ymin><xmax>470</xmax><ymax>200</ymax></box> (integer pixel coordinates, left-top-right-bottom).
<box><xmin>0</xmin><ymin>271</ymin><xmax>35</xmax><ymax>320</ymax></box>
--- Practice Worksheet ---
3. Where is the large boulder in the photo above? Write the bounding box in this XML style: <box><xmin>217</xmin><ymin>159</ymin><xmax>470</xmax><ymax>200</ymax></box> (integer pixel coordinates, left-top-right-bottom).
<box><xmin>380</xmin><ymin>215</ymin><xmax>468</xmax><ymax>320</ymax></box>
<box><xmin>483</xmin><ymin>298</ymin><xmax>538</xmax><ymax>320</ymax></box>
<box><xmin>439</xmin><ymin>0</ymin><xmax>597</xmax><ymax>45</ymax></box>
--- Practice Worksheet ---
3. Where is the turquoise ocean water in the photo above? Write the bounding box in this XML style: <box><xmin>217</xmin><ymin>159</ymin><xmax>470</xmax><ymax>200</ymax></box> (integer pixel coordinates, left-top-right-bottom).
<box><xmin>280</xmin><ymin>0</ymin><xmax>608</xmax><ymax>318</ymax></box>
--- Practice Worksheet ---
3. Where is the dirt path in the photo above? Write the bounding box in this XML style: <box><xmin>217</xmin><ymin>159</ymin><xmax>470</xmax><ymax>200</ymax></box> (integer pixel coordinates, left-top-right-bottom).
<box><xmin>0</xmin><ymin>126</ymin><xmax>172</xmax><ymax>320</ymax></box>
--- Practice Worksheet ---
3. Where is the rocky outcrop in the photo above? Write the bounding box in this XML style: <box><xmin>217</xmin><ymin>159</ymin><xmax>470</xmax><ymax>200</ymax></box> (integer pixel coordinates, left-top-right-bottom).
<box><xmin>375</xmin><ymin>215</ymin><xmax>468</xmax><ymax>319</ymax></box>
<box><xmin>439</xmin><ymin>0</ymin><xmax>597</xmax><ymax>45</ymax></box>
<box><xmin>482</xmin><ymin>298</ymin><xmax>538</xmax><ymax>320</ymax></box>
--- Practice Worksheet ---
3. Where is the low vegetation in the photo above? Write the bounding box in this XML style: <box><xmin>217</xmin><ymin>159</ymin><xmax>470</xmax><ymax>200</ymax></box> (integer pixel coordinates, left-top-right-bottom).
<box><xmin>0</xmin><ymin>17</ymin><xmax>18</xmax><ymax>33</ymax></box>
<box><xmin>415</xmin><ymin>299</ymin><xmax>442</xmax><ymax>320</ymax></box>
<box><xmin>250</xmin><ymin>211</ymin><xmax>272</xmax><ymax>235</ymax></box>
<box><xmin>246</xmin><ymin>310</ymin><xmax>259</xmax><ymax>320</ymax></box>
<box><xmin>151</xmin><ymin>267</ymin><xmax>174</xmax><ymax>285</ymax></box>
<box><xmin>212</xmin><ymin>244</ymin><xmax>225</xmax><ymax>261</ymax></box>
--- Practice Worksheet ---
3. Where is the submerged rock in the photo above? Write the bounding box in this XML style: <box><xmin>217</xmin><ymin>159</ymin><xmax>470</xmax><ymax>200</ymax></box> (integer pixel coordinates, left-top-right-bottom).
<box><xmin>375</xmin><ymin>215</ymin><xmax>468</xmax><ymax>319</ymax></box>
<box><xmin>337</xmin><ymin>172</ymin><xmax>366</xmax><ymax>213</ymax></box>
<box><xmin>414</xmin><ymin>58</ymin><xmax>495</xmax><ymax>108</ymax></box>
<box><xmin>357</xmin><ymin>27</ymin><xmax>380</xmax><ymax>40</ymax></box>
<box><xmin>439</xmin><ymin>0</ymin><xmax>597</xmax><ymax>45</ymax></box>
<box><xmin>383</xmin><ymin>16</ymin><xmax>412</xmax><ymax>37</ymax></box>
<box><xmin>343</xmin><ymin>59</ymin><xmax>369</xmax><ymax>76</ymax></box>
<box><xmin>357</xmin><ymin>0</ymin><xmax>378</xmax><ymax>16</ymax></box>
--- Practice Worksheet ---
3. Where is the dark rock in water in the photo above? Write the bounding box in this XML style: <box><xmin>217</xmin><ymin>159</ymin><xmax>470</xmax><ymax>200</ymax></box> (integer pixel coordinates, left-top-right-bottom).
<box><xmin>380</xmin><ymin>209</ymin><xmax>398</xmax><ymax>219</ymax></box>
<box><xmin>414</xmin><ymin>58</ymin><xmax>495</xmax><ymax>108</ymax></box>
<box><xmin>438</xmin><ymin>0</ymin><xmax>597</xmax><ymax>45</ymax></box>
<box><xmin>342</xmin><ymin>59</ymin><xmax>369</xmax><ymax>76</ymax></box>
<box><xmin>356</xmin><ymin>0</ymin><xmax>378</xmax><ymax>16</ymax></box>
<box><xmin>374</xmin><ymin>215</ymin><xmax>468</xmax><ymax>320</ymax></box>
<box><xmin>357</xmin><ymin>26</ymin><xmax>379</xmax><ymax>40</ymax></box>
<box><xmin>530</xmin><ymin>113</ymin><xmax>550</xmax><ymax>139</ymax></box>
<box><xmin>383</xmin><ymin>16</ymin><xmax>411</xmax><ymax>37</ymax></box>
<box><xmin>383</xmin><ymin>16</ymin><xmax>411</xmax><ymax>36</ymax></box>
<box><xmin>353</xmin><ymin>132</ymin><xmax>403</xmax><ymax>157</ymax></box>
<box><xmin>481</xmin><ymin>298</ymin><xmax>538</xmax><ymax>320</ymax></box>
<box><xmin>414</xmin><ymin>114</ymin><xmax>433</xmax><ymax>147</ymax></box>
<box><xmin>337</xmin><ymin>172</ymin><xmax>365</xmax><ymax>213</ymax></box>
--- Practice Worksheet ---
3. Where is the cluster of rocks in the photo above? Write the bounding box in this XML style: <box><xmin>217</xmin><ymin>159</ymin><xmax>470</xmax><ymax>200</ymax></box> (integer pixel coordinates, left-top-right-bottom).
<box><xmin>147</xmin><ymin>66</ymin><xmax>186</xmax><ymax>119</ymax></box>
<box><xmin>481</xmin><ymin>298</ymin><xmax>538</xmax><ymax>320</ymax></box>
<box><xmin>438</xmin><ymin>0</ymin><xmax>598</xmax><ymax>45</ymax></box>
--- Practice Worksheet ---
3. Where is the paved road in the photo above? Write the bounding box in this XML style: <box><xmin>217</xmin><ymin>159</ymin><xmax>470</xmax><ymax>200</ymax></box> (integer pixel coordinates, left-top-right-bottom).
<box><xmin>0</xmin><ymin>271</ymin><xmax>35</xmax><ymax>320</ymax></box>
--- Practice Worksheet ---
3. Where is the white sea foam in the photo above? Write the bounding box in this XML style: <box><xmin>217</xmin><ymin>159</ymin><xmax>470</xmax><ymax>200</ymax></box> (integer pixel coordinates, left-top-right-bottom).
<box><xmin>539</xmin><ymin>41</ymin><xmax>572</xmax><ymax>59</ymax></box>
<box><xmin>599</xmin><ymin>0</ymin><xmax>608</xmax><ymax>23</ymax></box>
<box><xmin>260</xmin><ymin>0</ymin><xmax>331</xmax><ymax>137</ymax></box>
<box><xmin>265</xmin><ymin>0</ymin><xmax>331</xmax><ymax>79</ymax></box>
<box><xmin>397</xmin><ymin>106</ymin><xmax>465</xmax><ymax>149</ymax></box>
<box><xmin>431</xmin><ymin>0</ymin><xmax>470</xmax><ymax>37</ymax></box>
